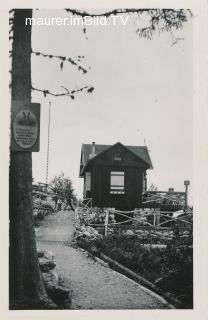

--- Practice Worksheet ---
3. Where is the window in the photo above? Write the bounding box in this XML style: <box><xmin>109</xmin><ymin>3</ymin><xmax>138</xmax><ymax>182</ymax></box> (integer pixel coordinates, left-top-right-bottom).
<box><xmin>85</xmin><ymin>172</ymin><xmax>91</xmax><ymax>191</ymax></box>
<box><xmin>114</xmin><ymin>153</ymin><xmax>122</xmax><ymax>161</ymax></box>
<box><xmin>110</xmin><ymin>171</ymin><xmax>125</xmax><ymax>194</ymax></box>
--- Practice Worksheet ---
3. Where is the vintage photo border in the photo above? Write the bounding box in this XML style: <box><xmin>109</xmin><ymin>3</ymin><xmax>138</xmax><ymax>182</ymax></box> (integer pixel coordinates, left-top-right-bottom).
<box><xmin>0</xmin><ymin>0</ymin><xmax>207</xmax><ymax>319</ymax></box>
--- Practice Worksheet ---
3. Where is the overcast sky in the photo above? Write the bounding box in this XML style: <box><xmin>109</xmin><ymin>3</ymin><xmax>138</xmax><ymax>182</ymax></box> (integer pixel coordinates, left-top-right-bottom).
<box><xmin>31</xmin><ymin>9</ymin><xmax>193</xmax><ymax>202</ymax></box>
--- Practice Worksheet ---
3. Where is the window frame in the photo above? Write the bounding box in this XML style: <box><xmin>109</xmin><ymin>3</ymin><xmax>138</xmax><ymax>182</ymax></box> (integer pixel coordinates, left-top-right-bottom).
<box><xmin>113</xmin><ymin>152</ymin><xmax>122</xmax><ymax>161</ymax></box>
<box><xmin>110</xmin><ymin>170</ymin><xmax>125</xmax><ymax>194</ymax></box>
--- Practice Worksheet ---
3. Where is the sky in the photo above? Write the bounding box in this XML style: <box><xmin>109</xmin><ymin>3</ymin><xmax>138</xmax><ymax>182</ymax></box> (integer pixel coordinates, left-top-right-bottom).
<box><xmin>31</xmin><ymin>9</ymin><xmax>193</xmax><ymax>202</ymax></box>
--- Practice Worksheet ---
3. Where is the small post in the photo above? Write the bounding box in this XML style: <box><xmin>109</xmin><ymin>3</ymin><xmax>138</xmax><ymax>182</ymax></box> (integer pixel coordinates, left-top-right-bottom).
<box><xmin>118</xmin><ymin>224</ymin><xmax>121</xmax><ymax>236</ymax></box>
<box><xmin>105</xmin><ymin>209</ymin><xmax>109</xmax><ymax>237</ymax></box>
<box><xmin>155</xmin><ymin>209</ymin><xmax>160</xmax><ymax>226</ymax></box>
<box><xmin>153</xmin><ymin>210</ymin><xmax>156</xmax><ymax>227</ymax></box>
<box><xmin>46</xmin><ymin>101</ymin><xmax>51</xmax><ymax>190</ymax></box>
<box><xmin>184</xmin><ymin>180</ymin><xmax>190</xmax><ymax>209</ymax></box>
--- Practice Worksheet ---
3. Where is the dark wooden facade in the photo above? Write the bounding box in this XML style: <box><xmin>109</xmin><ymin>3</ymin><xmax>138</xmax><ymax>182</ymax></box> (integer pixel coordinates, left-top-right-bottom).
<box><xmin>79</xmin><ymin>142</ymin><xmax>152</xmax><ymax>210</ymax></box>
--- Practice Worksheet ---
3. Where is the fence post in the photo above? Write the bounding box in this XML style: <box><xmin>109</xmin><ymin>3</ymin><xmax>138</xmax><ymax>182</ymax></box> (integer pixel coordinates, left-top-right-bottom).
<box><xmin>105</xmin><ymin>209</ymin><xmax>109</xmax><ymax>237</ymax></box>
<box><xmin>153</xmin><ymin>210</ymin><xmax>156</xmax><ymax>227</ymax></box>
<box><xmin>133</xmin><ymin>209</ymin><xmax>138</xmax><ymax>232</ymax></box>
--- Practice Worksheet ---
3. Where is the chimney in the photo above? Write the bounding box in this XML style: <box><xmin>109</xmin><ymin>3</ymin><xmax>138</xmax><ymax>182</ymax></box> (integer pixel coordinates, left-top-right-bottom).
<box><xmin>91</xmin><ymin>141</ymin><xmax>96</xmax><ymax>158</ymax></box>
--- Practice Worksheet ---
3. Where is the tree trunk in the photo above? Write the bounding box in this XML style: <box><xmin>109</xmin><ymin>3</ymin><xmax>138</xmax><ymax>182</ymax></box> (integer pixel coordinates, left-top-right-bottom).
<box><xmin>9</xmin><ymin>9</ymin><xmax>55</xmax><ymax>309</ymax></box>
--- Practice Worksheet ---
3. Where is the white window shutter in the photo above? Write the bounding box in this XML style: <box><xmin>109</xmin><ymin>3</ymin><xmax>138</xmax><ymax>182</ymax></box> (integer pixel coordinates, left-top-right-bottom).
<box><xmin>86</xmin><ymin>172</ymin><xmax>91</xmax><ymax>191</ymax></box>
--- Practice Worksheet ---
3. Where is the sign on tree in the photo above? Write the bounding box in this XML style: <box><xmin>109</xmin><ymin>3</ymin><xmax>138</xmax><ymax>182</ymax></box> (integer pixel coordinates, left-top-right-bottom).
<box><xmin>10</xmin><ymin>101</ymin><xmax>40</xmax><ymax>152</ymax></box>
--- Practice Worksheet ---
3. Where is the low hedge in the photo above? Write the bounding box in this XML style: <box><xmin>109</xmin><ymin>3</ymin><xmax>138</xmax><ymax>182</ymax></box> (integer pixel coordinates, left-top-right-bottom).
<box><xmin>79</xmin><ymin>234</ymin><xmax>193</xmax><ymax>308</ymax></box>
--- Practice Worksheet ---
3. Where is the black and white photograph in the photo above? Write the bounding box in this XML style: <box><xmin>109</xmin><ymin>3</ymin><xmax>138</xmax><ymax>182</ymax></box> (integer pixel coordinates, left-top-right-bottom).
<box><xmin>0</xmin><ymin>0</ymin><xmax>208</xmax><ymax>318</ymax></box>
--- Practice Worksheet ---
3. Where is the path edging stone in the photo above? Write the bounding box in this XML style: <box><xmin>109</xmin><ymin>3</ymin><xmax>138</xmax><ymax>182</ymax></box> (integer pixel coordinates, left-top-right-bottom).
<box><xmin>98</xmin><ymin>252</ymin><xmax>181</xmax><ymax>309</ymax></box>
<box><xmin>84</xmin><ymin>244</ymin><xmax>182</xmax><ymax>309</ymax></box>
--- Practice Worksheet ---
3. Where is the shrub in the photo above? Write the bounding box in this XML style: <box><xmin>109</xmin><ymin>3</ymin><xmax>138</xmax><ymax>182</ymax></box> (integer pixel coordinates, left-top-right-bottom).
<box><xmin>90</xmin><ymin>235</ymin><xmax>193</xmax><ymax>308</ymax></box>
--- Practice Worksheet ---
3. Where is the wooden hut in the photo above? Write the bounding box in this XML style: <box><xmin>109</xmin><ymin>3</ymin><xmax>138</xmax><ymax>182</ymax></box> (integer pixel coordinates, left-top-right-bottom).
<box><xmin>79</xmin><ymin>142</ymin><xmax>153</xmax><ymax>210</ymax></box>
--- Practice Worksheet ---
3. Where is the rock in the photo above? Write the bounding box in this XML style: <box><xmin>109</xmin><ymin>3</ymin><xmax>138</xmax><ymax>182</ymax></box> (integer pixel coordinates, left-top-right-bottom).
<box><xmin>41</xmin><ymin>260</ymin><xmax>72</xmax><ymax>308</ymax></box>
<box><xmin>125</xmin><ymin>229</ymin><xmax>135</xmax><ymax>236</ymax></box>
<box><xmin>88</xmin><ymin>244</ymin><xmax>99</xmax><ymax>255</ymax></box>
<box><xmin>39</xmin><ymin>257</ymin><xmax>56</xmax><ymax>272</ymax></box>
<box><xmin>37</xmin><ymin>247</ymin><xmax>72</xmax><ymax>308</ymax></box>
<box><xmin>42</xmin><ymin>268</ymin><xmax>59</xmax><ymax>286</ymax></box>
<box><xmin>37</xmin><ymin>249</ymin><xmax>54</xmax><ymax>261</ymax></box>
<box><xmin>37</xmin><ymin>248</ymin><xmax>45</xmax><ymax>258</ymax></box>
<box><xmin>43</xmin><ymin>250</ymin><xmax>54</xmax><ymax>260</ymax></box>
<box><xmin>46</xmin><ymin>284</ymin><xmax>72</xmax><ymax>308</ymax></box>
<box><xmin>83</xmin><ymin>231</ymin><xmax>91</xmax><ymax>237</ymax></box>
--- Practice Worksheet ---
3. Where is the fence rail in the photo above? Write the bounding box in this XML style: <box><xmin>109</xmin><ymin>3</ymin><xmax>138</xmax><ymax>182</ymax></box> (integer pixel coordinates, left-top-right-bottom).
<box><xmin>142</xmin><ymin>190</ymin><xmax>186</xmax><ymax>207</ymax></box>
<box><xmin>75</xmin><ymin>199</ymin><xmax>192</xmax><ymax>241</ymax></box>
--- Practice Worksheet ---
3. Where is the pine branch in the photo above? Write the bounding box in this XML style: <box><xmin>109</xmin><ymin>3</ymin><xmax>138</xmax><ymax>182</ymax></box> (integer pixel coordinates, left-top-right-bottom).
<box><xmin>9</xmin><ymin>18</ymin><xmax>14</xmax><ymax>25</ymax></box>
<box><xmin>31</xmin><ymin>50</ymin><xmax>88</xmax><ymax>73</ymax></box>
<box><xmin>65</xmin><ymin>8</ymin><xmax>145</xmax><ymax>18</ymax></box>
<box><xmin>31</xmin><ymin>85</ymin><xmax>94</xmax><ymax>99</ymax></box>
<box><xmin>65</xmin><ymin>8</ymin><xmax>192</xmax><ymax>39</ymax></box>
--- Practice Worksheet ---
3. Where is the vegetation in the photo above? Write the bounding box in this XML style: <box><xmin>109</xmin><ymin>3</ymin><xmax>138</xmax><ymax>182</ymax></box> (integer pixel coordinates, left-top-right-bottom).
<box><xmin>78</xmin><ymin>234</ymin><xmax>193</xmax><ymax>308</ymax></box>
<box><xmin>49</xmin><ymin>173</ymin><xmax>76</xmax><ymax>210</ymax></box>
<box><xmin>33</xmin><ymin>198</ymin><xmax>55</xmax><ymax>226</ymax></box>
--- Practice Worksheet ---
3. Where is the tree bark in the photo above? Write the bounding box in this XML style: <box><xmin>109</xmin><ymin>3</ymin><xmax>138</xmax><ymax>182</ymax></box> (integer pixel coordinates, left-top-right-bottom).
<box><xmin>9</xmin><ymin>9</ymin><xmax>55</xmax><ymax>309</ymax></box>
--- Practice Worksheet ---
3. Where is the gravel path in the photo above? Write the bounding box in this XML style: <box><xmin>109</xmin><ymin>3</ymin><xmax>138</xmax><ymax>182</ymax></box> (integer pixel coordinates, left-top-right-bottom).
<box><xmin>36</xmin><ymin>210</ymin><xmax>171</xmax><ymax>309</ymax></box>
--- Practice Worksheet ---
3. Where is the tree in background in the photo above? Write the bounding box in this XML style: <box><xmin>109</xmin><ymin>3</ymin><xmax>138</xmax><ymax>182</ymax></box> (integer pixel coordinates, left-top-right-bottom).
<box><xmin>49</xmin><ymin>173</ymin><xmax>76</xmax><ymax>210</ymax></box>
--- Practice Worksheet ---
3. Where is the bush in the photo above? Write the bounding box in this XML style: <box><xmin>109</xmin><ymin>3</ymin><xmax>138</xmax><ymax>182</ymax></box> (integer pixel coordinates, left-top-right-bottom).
<box><xmin>90</xmin><ymin>235</ymin><xmax>193</xmax><ymax>308</ymax></box>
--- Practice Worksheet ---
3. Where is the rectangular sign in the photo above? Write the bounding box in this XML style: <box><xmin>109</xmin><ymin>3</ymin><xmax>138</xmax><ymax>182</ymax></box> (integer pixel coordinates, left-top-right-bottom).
<box><xmin>10</xmin><ymin>101</ymin><xmax>40</xmax><ymax>152</ymax></box>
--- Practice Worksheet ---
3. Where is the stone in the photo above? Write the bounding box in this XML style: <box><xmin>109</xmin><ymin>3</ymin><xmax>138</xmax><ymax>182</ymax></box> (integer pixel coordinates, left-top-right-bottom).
<box><xmin>83</xmin><ymin>231</ymin><xmax>91</xmax><ymax>237</ymax></box>
<box><xmin>125</xmin><ymin>229</ymin><xmax>135</xmax><ymax>236</ymax></box>
<box><xmin>37</xmin><ymin>248</ymin><xmax>45</xmax><ymax>258</ymax></box>
<box><xmin>42</xmin><ymin>268</ymin><xmax>59</xmax><ymax>286</ymax></box>
<box><xmin>88</xmin><ymin>244</ymin><xmax>99</xmax><ymax>255</ymax></box>
<box><xmin>37</xmin><ymin>248</ymin><xmax>54</xmax><ymax>260</ymax></box>
<box><xmin>43</xmin><ymin>250</ymin><xmax>54</xmax><ymax>261</ymax></box>
<box><xmin>46</xmin><ymin>284</ymin><xmax>72</xmax><ymax>308</ymax></box>
<box><xmin>39</xmin><ymin>257</ymin><xmax>56</xmax><ymax>272</ymax></box>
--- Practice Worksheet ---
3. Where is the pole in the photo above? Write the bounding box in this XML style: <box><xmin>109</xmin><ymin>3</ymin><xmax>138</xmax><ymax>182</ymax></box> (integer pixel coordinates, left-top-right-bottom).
<box><xmin>153</xmin><ymin>210</ymin><xmax>156</xmax><ymax>227</ymax></box>
<box><xmin>185</xmin><ymin>185</ymin><xmax>188</xmax><ymax>208</ymax></box>
<box><xmin>184</xmin><ymin>180</ymin><xmax>190</xmax><ymax>209</ymax></box>
<box><xmin>105</xmin><ymin>209</ymin><xmax>109</xmax><ymax>237</ymax></box>
<box><xmin>46</xmin><ymin>101</ymin><xmax>51</xmax><ymax>189</ymax></box>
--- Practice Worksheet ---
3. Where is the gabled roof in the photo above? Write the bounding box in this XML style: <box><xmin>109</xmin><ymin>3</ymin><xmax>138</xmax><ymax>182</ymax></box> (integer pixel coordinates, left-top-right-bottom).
<box><xmin>79</xmin><ymin>142</ymin><xmax>153</xmax><ymax>176</ymax></box>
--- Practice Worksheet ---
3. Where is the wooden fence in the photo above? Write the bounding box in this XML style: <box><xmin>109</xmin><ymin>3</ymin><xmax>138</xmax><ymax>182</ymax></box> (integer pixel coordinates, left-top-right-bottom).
<box><xmin>75</xmin><ymin>199</ymin><xmax>193</xmax><ymax>244</ymax></box>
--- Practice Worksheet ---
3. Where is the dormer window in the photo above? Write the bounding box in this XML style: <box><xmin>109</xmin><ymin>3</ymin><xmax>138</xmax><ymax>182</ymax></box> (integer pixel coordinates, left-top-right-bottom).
<box><xmin>114</xmin><ymin>152</ymin><xmax>122</xmax><ymax>161</ymax></box>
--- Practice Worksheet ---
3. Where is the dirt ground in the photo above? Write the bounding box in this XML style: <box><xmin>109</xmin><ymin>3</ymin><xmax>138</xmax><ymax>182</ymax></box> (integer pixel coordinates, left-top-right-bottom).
<box><xmin>36</xmin><ymin>210</ymin><xmax>171</xmax><ymax>309</ymax></box>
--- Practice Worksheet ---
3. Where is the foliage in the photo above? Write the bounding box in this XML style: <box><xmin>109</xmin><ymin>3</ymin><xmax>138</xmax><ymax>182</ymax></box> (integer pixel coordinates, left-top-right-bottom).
<box><xmin>48</xmin><ymin>173</ymin><xmax>76</xmax><ymax>208</ymax></box>
<box><xmin>33</xmin><ymin>198</ymin><xmax>55</xmax><ymax>211</ymax></box>
<box><xmin>78</xmin><ymin>207</ymin><xmax>116</xmax><ymax>225</ymax></box>
<box><xmin>148</xmin><ymin>184</ymin><xmax>158</xmax><ymax>191</ymax></box>
<box><xmin>65</xmin><ymin>9</ymin><xmax>192</xmax><ymax>38</ymax></box>
<box><xmin>85</xmin><ymin>235</ymin><xmax>193</xmax><ymax>308</ymax></box>
<box><xmin>33</xmin><ymin>198</ymin><xmax>54</xmax><ymax>226</ymax></box>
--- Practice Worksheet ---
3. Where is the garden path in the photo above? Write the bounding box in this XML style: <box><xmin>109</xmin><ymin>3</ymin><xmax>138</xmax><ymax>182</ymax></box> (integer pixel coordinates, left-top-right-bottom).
<box><xmin>36</xmin><ymin>210</ymin><xmax>172</xmax><ymax>309</ymax></box>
